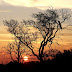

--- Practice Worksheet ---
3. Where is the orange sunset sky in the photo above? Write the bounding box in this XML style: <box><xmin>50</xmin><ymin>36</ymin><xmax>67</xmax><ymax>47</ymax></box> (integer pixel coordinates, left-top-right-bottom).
<box><xmin>0</xmin><ymin>0</ymin><xmax>72</xmax><ymax>64</ymax></box>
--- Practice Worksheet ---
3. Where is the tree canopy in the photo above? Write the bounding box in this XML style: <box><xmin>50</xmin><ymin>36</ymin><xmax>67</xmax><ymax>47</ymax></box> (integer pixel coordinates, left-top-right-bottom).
<box><xmin>3</xmin><ymin>8</ymin><xmax>71</xmax><ymax>62</ymax></box>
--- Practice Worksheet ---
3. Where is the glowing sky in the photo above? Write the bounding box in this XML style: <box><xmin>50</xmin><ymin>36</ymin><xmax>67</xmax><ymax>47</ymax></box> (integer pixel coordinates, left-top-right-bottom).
<box><xmin>0</xmin><ymin>0</ymin><xmax>72</xmax><ymax>64</ymax></box>
<box><xmin>0</xmin><ymin>0</ymin><xmax>72</xmax><ymax>47</ymax></box>
<box><xmin>0</xmin><ymin>0</ymin><xmax>72</xmax><ymax>48</ymax></box>
<box><xmin>0</xmin><ymin>0</ymin><xmax>72</xmax><ymax>9</ymax></box>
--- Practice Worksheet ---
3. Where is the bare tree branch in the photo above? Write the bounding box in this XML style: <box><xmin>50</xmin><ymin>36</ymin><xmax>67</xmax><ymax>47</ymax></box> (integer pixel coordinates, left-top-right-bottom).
<box><xmin>3</xmin><ymin>8</ymin><xmax>71</xmax><ymax>62</ymax></box>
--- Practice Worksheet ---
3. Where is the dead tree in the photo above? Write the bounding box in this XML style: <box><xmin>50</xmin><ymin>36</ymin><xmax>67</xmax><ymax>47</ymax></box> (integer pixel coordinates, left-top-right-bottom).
<box><xmin>3</xmin><ymin>8</ymin><xmax>71</xmax><ymax>62</ymax></box>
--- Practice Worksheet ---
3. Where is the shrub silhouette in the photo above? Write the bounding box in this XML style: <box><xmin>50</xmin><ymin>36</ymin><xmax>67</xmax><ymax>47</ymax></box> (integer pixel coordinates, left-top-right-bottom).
<box><xmin>53</xmin><ymin>50</ymin><xmax>72</xmax><ymax>65</ymax></box>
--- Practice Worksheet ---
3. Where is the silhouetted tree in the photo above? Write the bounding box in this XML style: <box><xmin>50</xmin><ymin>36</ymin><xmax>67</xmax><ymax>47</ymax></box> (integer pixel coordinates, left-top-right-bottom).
<box><xmin>53</xmin><ymin>49</ymin><xmax>72</xmax><ymax>65</ymax></box>
<box><xmin>43</xmin><ymin>49</ymin><xmax>59</xmax><ymax>60</ymax></box>
<box><xmin>4</xmin><ymin>39</ymin><xmax>25</xmax><ymax>63</ymax></box>
<box><xmin>3</xmin><ymin>8</ymin><xmax>71</xmax><ymax>62</ymax></box>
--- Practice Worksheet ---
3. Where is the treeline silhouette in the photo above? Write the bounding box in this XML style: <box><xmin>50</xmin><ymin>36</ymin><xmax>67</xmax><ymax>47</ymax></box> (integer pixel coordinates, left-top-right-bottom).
<box><xmin>0</xmin><ymin>49</ymin><xmax>72</xmax><ymax>72</ymax></box>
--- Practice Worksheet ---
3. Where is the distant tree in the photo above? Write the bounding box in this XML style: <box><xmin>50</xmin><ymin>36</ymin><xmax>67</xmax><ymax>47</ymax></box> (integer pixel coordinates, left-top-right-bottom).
<box><xmin>43</xmin><ymin>49</ymin><xmax>59</xmax><ymax>60</ymax></box>
<box><xmin>53</xmin><ymin>49</ymin><xmax>72</xmax><ymax>65</ymax></box>
<box><xmin>4</xmin><ymin>39</ymin><xmax>26</xmax><ymax>63</ymax></box>
<box><xmin>3</xmin><ymin>8</ymin><xmax>71</xmax><ymax>62</ymax></box>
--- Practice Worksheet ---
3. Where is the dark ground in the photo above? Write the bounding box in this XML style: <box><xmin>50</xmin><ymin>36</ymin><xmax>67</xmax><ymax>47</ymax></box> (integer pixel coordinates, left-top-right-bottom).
<box><xmin>0</xmin><ymin>49</ymin><xmax>72</xmax><ymax>72</ymax></box>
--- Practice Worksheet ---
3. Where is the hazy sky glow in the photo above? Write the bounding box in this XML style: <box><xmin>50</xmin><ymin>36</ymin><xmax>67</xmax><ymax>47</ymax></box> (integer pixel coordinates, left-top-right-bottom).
<box><xmin>0</xmin><ymin>0</ymin><xmax>72</xmax><ymax>48</ymax></box>
<box><xmin>0</xmin><ymin>0</ymin><xmax>72</xmax><ymax>9</ymax></box>
<box><xmin>0</xmin><ymin>0</ymin><xmax>72</xmax><ymax>64</ymax></box>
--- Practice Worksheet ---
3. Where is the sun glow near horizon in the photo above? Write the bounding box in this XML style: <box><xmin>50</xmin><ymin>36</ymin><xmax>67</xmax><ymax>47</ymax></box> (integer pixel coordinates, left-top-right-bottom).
<box><xmin>23</xmin><ymin>56</ymin><xmax>28</xmax><ymax>61</ymax></box>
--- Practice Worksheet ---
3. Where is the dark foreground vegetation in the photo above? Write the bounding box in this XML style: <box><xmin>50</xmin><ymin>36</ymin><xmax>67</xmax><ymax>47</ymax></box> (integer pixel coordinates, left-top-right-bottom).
<box><xmin>0</xmin><ymin>49</ymin><xmax>72</xmax><ymax>72</ymax></box>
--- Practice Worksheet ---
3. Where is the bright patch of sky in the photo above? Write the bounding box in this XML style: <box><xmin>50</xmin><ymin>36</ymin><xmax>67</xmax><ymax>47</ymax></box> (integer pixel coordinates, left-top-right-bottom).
<box><xmin>0</xmin><ymin>0</ymin><xmax>72</xmax><ymax>10</ymax></box>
